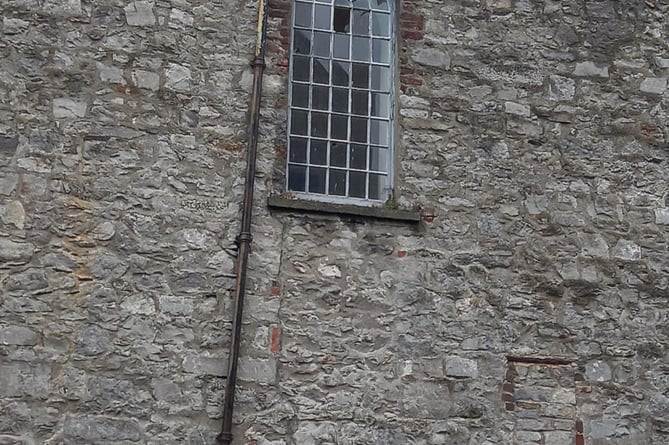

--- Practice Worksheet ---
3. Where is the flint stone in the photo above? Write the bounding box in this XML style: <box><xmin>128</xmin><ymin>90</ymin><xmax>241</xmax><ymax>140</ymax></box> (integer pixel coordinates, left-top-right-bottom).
<box><xmin>53</xmin><ymin>98</ymin><xmax>87</xmax><ymax>118</ymax></box>
<box><xmin>63</xmin><ymin>416</ymin><xmax>141</xmax><ymax>441</ymax></box>
<box><xmin>574</xmin><ymin>61</ymin><xmax>609</xmax><ymax>78</ymax></box>
<box><xmin>0</xmin><ymin>326</ymin><xmax>38</xmax><ymax>346</ymax></box>
<box><xmin>0</xmin><ymin>135</ymin><xmax>19</xmax><ymax>153</ymax></box>
<box><xmin>75</xmin><ymin>324</ymin><xmax>111</xmax><ymax>356</ymax></box>
<box><xmin>124</xmin><ymin>1</ymin><xmax>155</xmax><ymax>26</ymax></box>
<box><xmin>640</xmin><ymin>77</ymin><xmax>667</xmax><ymax>95</ymax></box>
<box><xmin>444</xmin><ymin>357</ymin><xmax>478</xmax><ymax>378</ymax></box>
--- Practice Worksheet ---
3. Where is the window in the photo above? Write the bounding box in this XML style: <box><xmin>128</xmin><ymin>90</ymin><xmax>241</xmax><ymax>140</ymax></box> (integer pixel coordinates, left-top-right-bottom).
<box><xmin>287</xmin><ymin>0</ymin><xmax>394</xmax><ymax>204</ymax></box>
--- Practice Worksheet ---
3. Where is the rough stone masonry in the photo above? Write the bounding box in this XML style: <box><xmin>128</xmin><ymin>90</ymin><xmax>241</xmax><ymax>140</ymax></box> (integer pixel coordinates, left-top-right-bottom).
<box><xmin>1</xmin><ymin>0</ymin><xmax>668</xmax><ymax>444</ymax></box>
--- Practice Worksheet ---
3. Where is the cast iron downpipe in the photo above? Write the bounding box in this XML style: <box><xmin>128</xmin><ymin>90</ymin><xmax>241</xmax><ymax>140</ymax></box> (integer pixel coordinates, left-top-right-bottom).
<box><xmin>218</xmin><ymin>1</ymin><xmax>268</xmax><ymax>444</ymax></box>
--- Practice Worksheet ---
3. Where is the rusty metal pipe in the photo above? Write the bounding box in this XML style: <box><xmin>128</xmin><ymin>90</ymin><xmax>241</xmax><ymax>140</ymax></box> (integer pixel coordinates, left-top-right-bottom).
<box><xmin>217</xmin><ymin>1</ymin><xmax>268</xmax><ymax>443</ymax></box>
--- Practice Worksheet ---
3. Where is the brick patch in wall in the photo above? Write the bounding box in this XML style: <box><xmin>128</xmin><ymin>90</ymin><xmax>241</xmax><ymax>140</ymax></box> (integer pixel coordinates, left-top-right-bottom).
<box><xmin>504</xmin><ymin>357</ymin><xmax>581</xmax><ymax>445</ymax></box>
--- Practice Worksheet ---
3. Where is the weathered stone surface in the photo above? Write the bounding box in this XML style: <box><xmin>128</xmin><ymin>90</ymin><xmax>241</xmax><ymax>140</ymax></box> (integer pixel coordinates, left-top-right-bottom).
<box><xmin>1</xmin><ymin>0</ymin><xmax>668</xmax><ymax>443</ymax></box>
<box><xmin>63</xmin><ymin>416</ymin><xmax>141</xmax><ymax>441</ymax></box>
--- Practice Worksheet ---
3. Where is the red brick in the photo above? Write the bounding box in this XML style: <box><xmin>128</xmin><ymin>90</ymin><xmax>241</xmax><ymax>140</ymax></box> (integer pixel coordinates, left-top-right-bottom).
<box><xmin>505</xmin><ymin>402</ymin><xmax>515</xmax><ymax>411</ymax></box>
<box><xmin>576</xmin><ymin>419</ymin><xmax>584</xmax><ymax>433</ymax></box>
<box><xmin>397</xmin><ymin>250</ymin><xmax>407</xmax><ymax>258</ymax></box>
<box><xmin>501</xmin><ymin>392</ymin><xmax>514</xmax><ymax>402</ymax></box>
<box><xmin>576</xmin><ymin>434</ymin><xmax>585</xmax><ymax>445</ymax></box>
<box><xmin>270</xmin><ymin>327</ymin><xmax>280</xmax><ymax>354</ymax></box>
<box><xmin>502</xmin><ymin>382</ymin><xmax>514</xmax><ymax>393</ymax></box>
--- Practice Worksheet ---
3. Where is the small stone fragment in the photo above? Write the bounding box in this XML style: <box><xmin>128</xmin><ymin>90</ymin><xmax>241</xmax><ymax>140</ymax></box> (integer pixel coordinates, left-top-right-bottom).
<box><xmin>132</xmin><ymin>70</ymin><xmax>160</xmax><ymax>91</ymax></box>
<box><xmin>548</xmin><ymin>75</ymin><xmax>575</xmax><ymax>101</ymax></box>
<box><xmin>0</xmin><ymin>135</ymin><xmax>19</xmax><ymax>153</ymax></box>
<box><xmin>612</xmin><ymin>239</ymin><xmax>641</xmax><ymax>261</ymax></box>
<box><xmin>0</xmin><ymin>200</ymin><xmax>25</xmax><ymax>229</ymax></box>
<box><xmin>504</xmin><ymin>101</ymin><xmax>531</xmax><ymax>116</ymax></box>
<box><xmin>444</xmin><ymin>356</ymin><xmax>479</xmax><ymax>378</ymax></box>
<box><xmin>75</xmin><ymin>324</ymin><xmax>111</xmax><ymax>356</ymax></box>
<box><xmin>164</xmin><ymin>63</ymin><xmax>192</xmax><ymax>92</ymax></box>
<box><xmin>53</xmin><ymin>98</ymin><xmax>87</xmax><ymax>118</ymax></box>
<box><xmin>574</xmin><ymin>61</ymin><xmax>609</xmax><ymax>78</ymax></box>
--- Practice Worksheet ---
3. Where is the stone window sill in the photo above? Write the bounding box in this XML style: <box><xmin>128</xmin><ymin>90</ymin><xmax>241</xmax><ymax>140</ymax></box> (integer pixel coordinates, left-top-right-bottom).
<box><xmin>267</xmin><ymin>196</ymin><xmax>421</xmax><ymax>224</ymax></box>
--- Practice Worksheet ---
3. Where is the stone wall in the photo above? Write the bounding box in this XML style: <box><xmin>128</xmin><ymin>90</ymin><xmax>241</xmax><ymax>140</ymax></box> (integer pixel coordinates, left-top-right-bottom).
<box><xmin>1</xmin><ymin>0</ymin><xmax>668</xmax><ymax>444</ymax></box>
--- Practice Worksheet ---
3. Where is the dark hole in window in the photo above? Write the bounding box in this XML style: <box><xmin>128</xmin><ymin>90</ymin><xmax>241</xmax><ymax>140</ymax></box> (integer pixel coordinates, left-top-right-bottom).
<box><xmin>333</xmin><ymin>7</ymin><xmax>351</xmax><ymax>33</ymax></box>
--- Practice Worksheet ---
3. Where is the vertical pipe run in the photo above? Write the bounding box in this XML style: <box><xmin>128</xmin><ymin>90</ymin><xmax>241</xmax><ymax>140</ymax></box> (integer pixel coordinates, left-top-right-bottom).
<box><xmin>217</xmin><ymin>1</ymin><xmax>268</xmax><ymax>444</ymax></box>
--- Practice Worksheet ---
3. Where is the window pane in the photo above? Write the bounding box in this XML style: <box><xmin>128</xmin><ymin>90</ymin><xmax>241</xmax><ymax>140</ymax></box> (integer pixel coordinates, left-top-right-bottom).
<box><xmin>352</xmin><ymin>0</ymin><xmax>370</xmax><ymax>10</ymax></box>
<box><xmin>352</xmin><ymin>9</ymin><xmax>369</xmax><ymax>35</ymax></box>
<box><xmin>371</xmin><ymin>65</ymin><xmax>390</xmax><ymax>91</ymax></box>
<box><xmin>371</xmin><ymin>12</ymin><xmax>390</xmax><ymax>37</ymax></box>
<box><xmin>352</xmin><ymin>90</ymin><xmax>369</xmax><ymax>116</ymax></box>
<box><xmin>292</xmin><ymin>83</ymin><xmax>309</xmax><ymax>108</ymax></box>
<box><xmin>349</xmin><ymin>171</ymin><xmax>367</xmax><ymax>198</ymax></box>
<box><xmin>333</xmin><ymin>7</ymin><xmax>351</xmax><ymax>33</ymax></box>
<box><xmin>352</xmin><ymin>37</ymin><xmax>370</xmax><ymax>61</ymax></box>
<box><xmin>352</xmin><ymin>63</ymin><xmax>369</xmax><ymax>88</ymax></box>
<box><xmin>309</xmin><ymin>167</ymin><xmax>327</xmax><ymax>194</ymax></box>
<box><xmin>294</xmin><ymin>29</ymin><xmax>312</xmax><ymax>55</ymax></box>
<box><xmin>331</xmin><ymin>114</ymin><xmax>348</xmax><ymax>140</ymax></box>
<box><xmin>369</xmin><ymin>146</ymin><xmax>388</xmax><ymax>171</ymax></box>
<box><xmin>313</xmin><ymin>58</ymin><xmax>330</xmax><ymax>84</ymax></box>
<box><xmin>330</xmin><ymin>142</ymin><xmax>347</xmax><ymax>167</ymax></box>
<box><xmin>312</xmin><ymin>85</ymin><xmax>329</xmax><ymax>110</ymax></box>
<box><xmin>291</xmin><ymin>110</ymin><xmax>308</xmax><ymax>135</ymax></box>
<box><xmin>332</xmin><ymin>61</ymin><xmax>350</xmax><ymax>86</ymax></box>
<box><xmin>292</xmin><ymin>56</ymin><xmax>311</xmax><ymax>81</ymax></box>
<box><xmin>311</xmin><ymin>112</ymin><xmax>328</xmax><ymax>138</ymax></box>
<box><xmin>313</xmin><ymin>31</ymin><xmax>331</xmax><ymax>57</ymax></box>
<box><xmin>370</xmin><ymin>0</ymin><xmax>389</xmax><ymax>11</ymax></box>
<box><xmin>314</xmin><ymin>4</ymin><xmax>332</xmax><ymax>30</ymax></box>
<box><xmin>294</xmin><ymin>2</ymin><xmax>313</xmax><ymax>27</ymax></box>
<box><xmin>310</xmin><ymin>139</ymin><xmax>328</xmax><ymax>165</ymax></box>
<box><xmin>333</xmin><ymin>34</ymin><xmax>350</xmax><ymax>59</ymax></box>
<box><xmin>329</xmin><ymin>169</ymin><xmax>347</xmax><ymax>195</ymax></box>
<box><xmin>368</xmin><ymin>173</ymin><xmax>386</xmax><ymax>200</ymax></box>
<box><xmin>372</xmin><ymin>39</ymin><xmax>390</xmax><ymax>63</ymax></box>
<box><xmin>335</xmin><ymin>0</ymin><xmax>352</xmax><ymax>6</ymax></box>
<box><xmin>332</xmin><ymin>88</ymin><xmax>349</xmax><ymax>112</ymax></box>
<box><xmin>288</xmin><ymin>164</ymin><xmax>307</xmax><ymax>191</ymax></box>
<box><xmin>370</xmin><ymin>119</ymin><xmax>388</xmax><ymax>145</ymax></box>
<box><xmin>351</xmin><ymin>117</ymin><xmax>368</xmax><ymax>142</ymax></box>
<box><xmin>290</xmin><ymin>137</ymin><xmax>308</xmax><ymax>163</ymax></box>
<box><xmin>350</xmin><ymin>144</ymin><xmax>367</xmax><ymax>169</ymax></box>
<box><xmin>371</xmin><ymin>92</ymin><xmax>389</xmax><ymax>117</ymax></box>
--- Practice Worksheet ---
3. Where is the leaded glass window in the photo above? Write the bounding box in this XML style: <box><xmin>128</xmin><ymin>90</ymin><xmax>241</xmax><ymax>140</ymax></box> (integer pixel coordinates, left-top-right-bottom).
<box><xmin>288</xmin><ymin>0</ymin><xmax>394</xmax><ymax>203</ymax></box>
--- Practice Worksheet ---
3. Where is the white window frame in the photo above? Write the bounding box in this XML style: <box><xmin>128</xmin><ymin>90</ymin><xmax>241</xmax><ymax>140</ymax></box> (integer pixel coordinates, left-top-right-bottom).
<box><xmin>286</xmin><ymin>0</ymin><xmax>396</xmax><ymax>207</ymax></box>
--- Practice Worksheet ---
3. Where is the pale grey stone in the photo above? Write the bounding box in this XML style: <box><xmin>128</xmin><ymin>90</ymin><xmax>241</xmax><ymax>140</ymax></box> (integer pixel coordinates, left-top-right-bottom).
<box><xmin>478</xmin><ymin>213</ymin><xmax>502</xmax><ymax>235</ymax></box>
<box><xmin>504</xmin><ymin>101</ymin><xmax>531</xmax><ymax>116</ymax></box>
<box><xmin>580</xmin><ymin>234</ymin><xmax>609</xmax><ymax>259</ymax></box>
<box><xmin>43</xmin><ymin>0</ymin><xmax>81</xmax><ymax>14</ymax></box>
<box><xmin>574</xmin><ymin>61</ymin><xmax>609</xmax><ymax>78</ymax></box>
<box><xmin>53</xmin><ymin>98</ymin><xmax>87</xmax><ymax>118</ymax></box>
<box><xmin>97</xmin><ymin>63</ymin><xmax>125</xmax><ymax>85</ymax></box>
<box><xmin>5</xmin><ymin>268</ymin><xmax>48</xmax><ymax>292</ymax></box>
<box><xmin>412</xmin><ymin>47</ymin><xmax>451</xmax><ymax>69</ymax></box>
<box><xmin>169</xmin><ymin>9</ymin><xmax>194</xmax><ymax>28</ymax></box>
<box><xmin>132</xmin><ymin>69</ymin><xmax>160</xmax><ymax>91</ymax></box>
<box><xmin>164</xmin><ymin>63</ymin><xmax>192</xmax><ymax>91</ymax></box>
<box><xmin>552</xmin><ymin>212</ymin><xmax>586</xmax><ymax>227</ymax></box>
<box><xmin>547</xmin><ymin>75</ymin><xmax>575</xmax><ymax>101</ymax></box>
<box><xmin>92</xmin><ymin>221</ymin><xmax>116</xmax><ymax>241</ymax></box>
<box><xmin>655</xmin><ymin>208</ymin><xmax>669</xmax><ymax>225</ymax></box>
<box><xmin>586</xmin><ymin>360</ymin><xmax>612</xmax><ymax>381</ymax></box>
<box><xmin>640</xmin><ymin>77</ymin><xmax>667</xmax><ymax>95</ymax></box>
<box><xmin>238</xmin><ymin>357</ymin><xmax>276</xmax><ymax>383</ymax></box>
<box><xmin>63</xmin><ymin>416</ymin><xmax>141</xmax><ymax>441</ymax></box>
<box><xmin>544</xmin><ymin>431</ymin><xmax>572</xmax><ymax>445</ymax></box>
<box><xmin>183</xmin><ymin>354</ymin><xmax>228</xmax><ymax>376</ymax></box>
<box><xmin>151</xmin><ymin>378</ymin><xmax>181</xmax><ymax>402</ymax></box>
<box><xmin>612</xmin><ymin>239</ymin><xmax>641</xmax><ymax>261</ymax></box>
<box><xmin>656</xmin><ymin>57</ymin><xmax>669</xmax><ymax>69</ymax></box>
<box><xmin>0</xmin><ymin>238</ymin><xmax>35</xmax><ymax>264</ymax></box>
<box><xmin>124</xmin><ymin>1</ymin><xmax>155</xmax><ymax>26</ymax></box>
<box><xmin>444</xmin><ymin>356</ymin><xmax>478</xmax><ymax>379</ymax></box>
<box><xmin>0</xmin><ymin>363</ymin><xmax>51</xmax><ymax>397</ymax></box>
<box><xmin>158</xmin><ymin>295</ymin><xmax>194</xmax><ymax>315</ymax></box>
<box><xmin>524</xmin><ymin>195</ymin><xmax>548</xmax><ymax>214</ymax></box>
<box><xmin>589</xmin><ymin>419</ymin><xmax>619</xmax><ymax>439</ymax></box>
<box><xmin>0</xmin><ymin>200</ymin><xmax>25</xmax><ymax>229</ymax></box>
<box><xmin>0</xmin><ymin>326</ymin><xmax>38</xmax><ymax>346</ymax></box>
<box><xmin>3</xmin><ymin>17</ymin><xmax>30</xmax><ymax>35</ymax></box>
